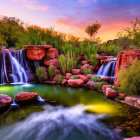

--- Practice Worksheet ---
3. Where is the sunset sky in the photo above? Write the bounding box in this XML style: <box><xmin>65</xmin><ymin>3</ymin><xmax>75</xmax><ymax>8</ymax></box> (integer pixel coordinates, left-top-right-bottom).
<box><xmin>0</xmin><ymin>0</ymin><xmax>140</xmax><ymax>41</ymax></box>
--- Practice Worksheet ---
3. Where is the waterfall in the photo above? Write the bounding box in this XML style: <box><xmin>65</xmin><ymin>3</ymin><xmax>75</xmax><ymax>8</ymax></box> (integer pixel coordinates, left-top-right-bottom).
<box><xmin>0</xmin><ymin>50</ymin><xmax>32</xmax><ymax>84</ymax></box>
<box><xmin>9</xmin><ymin>52</ymin><xmax>28</xmax><ymax>83</ymax></box>
<box><xmin>0</xmin><ymin>52</ymin><xmax>9</xmax><ymax>83</ymax></box>
<box><xmin>96</xmin><ymin>61</ymin><xmax>116</xmax><ymax>78</ymax></box>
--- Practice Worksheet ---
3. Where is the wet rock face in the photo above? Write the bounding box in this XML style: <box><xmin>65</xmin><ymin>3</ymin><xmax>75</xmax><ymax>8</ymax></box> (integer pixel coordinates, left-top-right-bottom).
<box><xmin>68</xmin><ymin>79</ymin><xmax>84</xmax><ymax>87</ymax></box>
<box><xmin>0</xmin><ymin>94</ymin><xmax>13</xmax><ymax>109</ymax></box>
<box><xmin>15</xmin><ymin>92</ymin><xmax>38</xmax><ymax>102</ymax></box>
<box><xmin>46</xmin><ymin>48</ymin><xmax>58</xmax><ymax>59</ymax></box>
<box><xmin>27</xmin><ymin>49</ymin><xmax>46</xmax><ymax>60</ymax></box>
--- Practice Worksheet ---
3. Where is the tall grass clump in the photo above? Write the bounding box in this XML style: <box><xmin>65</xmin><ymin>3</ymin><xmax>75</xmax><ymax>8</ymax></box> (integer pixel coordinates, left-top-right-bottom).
<box><xmin>59</xmin><ymin>51</ymin><xmax>77</xmax><ymax>75</ymax></box>
<box><xmin>36</xmin><ymin>66</ymin><xmax>47</xmax><ymax>81</ymax></box>
<box><xmin>117</xmin><ymin>60</ymin><xmax>140</xmax><ymax>95</ymax></box>
<box><xmin>48</xmin><ymin>66</ymin><xmax>55</xmax><ymax>80</ymax></box>
<box><xmin>79</xmin><ymin>40</ymin><xmax>98</xmax><ymax>59</ymax></box>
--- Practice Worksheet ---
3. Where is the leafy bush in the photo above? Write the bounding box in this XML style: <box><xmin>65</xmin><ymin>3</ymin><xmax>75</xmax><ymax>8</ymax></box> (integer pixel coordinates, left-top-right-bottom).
<box><xmin>57</xmin><ymin>74</ymin><xmax>64</xmax><ymax>83</ymax></box>
<box><xmin>95</xmin><ymin>81</ymin><xmax>105</xmax><ymax>89</ymax></box>
<box><xmin>83</xmin><ymin>67</ymin><xmax>92</xmax><ymax>76</ymax></box>
<box><xmin>36</xmin><ymin>66</ymin><xmax>47</xmax><ymax>81</ymax></box>
<box><xmin>117</xmin><ymin>60</ymin><xmax>140</xmax><ymax>95</ymax></box>
<box><xmin>48</xmin><ymin>66</ymin><xmax>55</xmax><ymax>80</ymax></box>
<box><xmin>91</xmin><ymin>76</ymin><xmax>101</xmax><ymax>82</ymax></box>
<box><xmin>59</xmin><ymin>51</ymin><xmax>77</xmax><ymax>75</ymax></box>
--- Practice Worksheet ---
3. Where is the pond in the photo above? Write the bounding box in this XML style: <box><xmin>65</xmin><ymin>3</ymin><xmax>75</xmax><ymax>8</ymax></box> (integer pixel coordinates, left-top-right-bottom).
<box><xmin>0</xmin><ymin>84</ymin><xmax>139</xmax><ymax>140</ymax></box>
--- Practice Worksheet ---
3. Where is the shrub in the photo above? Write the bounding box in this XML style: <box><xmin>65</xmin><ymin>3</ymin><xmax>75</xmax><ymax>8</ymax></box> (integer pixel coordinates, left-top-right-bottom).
<box><xmin>48</xmin><ymin>66</ymin><xmax>55</xmax><ymax>80</ymax></box>
<box><xmin>95</xmin><ymin>81</ymin><xmax>105</xmax><ymax>89</ymax></box>
<box><xmin>71</xmin><ymin>75</ymin><xmax>78</xmax><ymax>79</ymax></box>
<box><xmin>91</xmin><ymin>76</ymin><xmax>101</xmax><ymax>82</ymax></box>
<box><xmin>36</xmin><ymin>66</ymin><xmax>47</xmax><ymax>81</ymax></box>
<box><xmin>117</xmin><ymin>60</ymin><xmax>140</xmax><ymax>95</ymax></box>
<box><xmin>59</xmin><ymin>51</ymin><xmax>77</xmax><ymax>75</ymax></box>
<box><xmin>83</xmin><ymin>67</ymin><xmax>92</xmax><ymax>76</ymax></box>
<box><xmin>89</xmin><ymin>54</ymin><xmax>98</xmax><ymax>66</ymax></box>
<box><xmin>57</xmin><ymin>74</ymin><xmax>64</xmax><ymax>83</ymax></box>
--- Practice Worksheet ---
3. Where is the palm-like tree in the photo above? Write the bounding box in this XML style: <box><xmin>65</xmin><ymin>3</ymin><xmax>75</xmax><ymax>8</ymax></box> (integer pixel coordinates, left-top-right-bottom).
<box><xmin>85</xmin><ymin>22</ymin><xmax>101</xmax><ymax>42</ymax></box>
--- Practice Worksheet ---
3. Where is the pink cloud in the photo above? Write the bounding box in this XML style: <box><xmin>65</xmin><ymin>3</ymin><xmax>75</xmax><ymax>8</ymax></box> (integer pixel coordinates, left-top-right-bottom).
<box><xmin>12</xmin><ymin>0</ymin><xmax>49</xmax><ymax>11</ymax></box>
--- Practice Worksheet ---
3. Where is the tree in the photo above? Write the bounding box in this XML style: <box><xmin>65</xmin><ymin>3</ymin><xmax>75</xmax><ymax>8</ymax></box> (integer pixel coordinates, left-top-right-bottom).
<box><xmin>85</xmin><ymin>22</ymin><xmax>101</xmax><ymax>42</ymax></box>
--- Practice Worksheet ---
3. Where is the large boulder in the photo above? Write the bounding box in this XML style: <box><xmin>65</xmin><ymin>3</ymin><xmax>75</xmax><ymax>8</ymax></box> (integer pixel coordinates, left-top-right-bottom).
<box><xmin>115</xmin><ymin>50</ymin><xmax>140</xmax><ymax>74</ymax></box>
<box><xmin>102</xmin><ymin>85</ymin><xmax>112</xmax><ymax>94</ymax></box>
<box><xmin>105</xmin><ymin>88</ymin><xmax>118</xmax><ymax>99</ymax></box>
<box><xmin>68</xmin><ymin>79</ymin><xmax>84</xmax><ymax>87</ymax></box>
<box><xmin>72</xmin><ymin>69</ymin><xmax>81</xmax><ymax>75</ymax></box>
<box><xmin>124</xmin><ymin>96</ymin><xmax>137</xmax><ymax>106</ymax></box>
<box><xmin>66</xmin><ymin>73</ymin><xmax>72</xmax><ymax>80</ymax></box>
<box><xmin>80</xmin><ymin>64</ymin><xmax>90</xmax><ymax>70</ymax></box>
<box><xmin>0</xmin><ymin>94</ymin><xmax>13</xmax><ymax>109</ymax></box>
<box><xmin>15</xmin><ymin>92</ymin><xmax>38</xmax><ymax>102</ymax></box>
<box><xmin>24</xmin><ymin>45</ymin><xmax>53</xmax><ymax>60</ymax></box>
<box><xmin>86</xmin><ymin>81</ymin><xmax>96</xmax><ymax>89</ymax></box>
<box><xmin>78</xmin><ymin>75</ymin><xmax>88</xmax><ymax>82</ymax></box>
<box><xmin>27</xmin><ymin>49</ymin><xmax>46</xmax><ymax>60</ymax></box>
<box><xmin>44</xmin><ymin>59</ymin><xmax>59</xmax><ymax>68</ymax></box>
<box><xmin>114</xmin><ymin>50</ymin><xmax>140</xmax><ymax>86</ymax></box>
<box><xmin>46</xmin><ymin>48</ymin><xmax>58</xmax><ymax>59</ymax></box>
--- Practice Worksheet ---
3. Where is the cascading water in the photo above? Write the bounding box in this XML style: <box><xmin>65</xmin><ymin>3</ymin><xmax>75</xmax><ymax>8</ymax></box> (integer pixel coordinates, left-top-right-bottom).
<box><xmin>97</xmin><ymin>61</ymin><xmax>116</xmax><ymax>77</ymax></box>
<box><xmin>0</xmin><ymin>50</ymin><xmax>32</xmax><ymax>84</ymax></box>
<box><xmin>0</xmin><ymin>105</ymin><xmax>121</xmax><ymax>140</ymax></box>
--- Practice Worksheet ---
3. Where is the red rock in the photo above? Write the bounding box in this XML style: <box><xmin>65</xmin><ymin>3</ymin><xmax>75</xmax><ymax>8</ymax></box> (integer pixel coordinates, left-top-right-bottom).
<box><xmin>114</xmin><ymin>50</ymin><xmax>140</xmax><ymax>86</ymax></box>
<box><xmin>87</xmin><ymin>74</ymin><xmax>92</xmax><ymax>79</ymax></box>
<box><xmin>66</xmin><ymin>73</ymin><xmax>72</xmax><ymax>80</ymax></box>
<box><xmin>102</xmin><ymin>85</ymin><xmax>112</xmax><ymax>93</ymax></box>
<box><xmin>78</xmin><ymin>75</ymin><xmax>88</xmax><ymax>82</ymax></box>
<box><xmin>15</xmin><ymin>92</ymin><xmax>38</xmax><ymax>102</ymax></box>
<box><xmin>77</xmin><ymin>55</ymin><xmax>86</xmax><ymax>61</ymax></box>
<box><xmin>82</xmin><ymin>61</ymin><xmax>88</xmax><ymax>65</ymax></box>
<box><xmin>136</xmin><ymin>98</ymin><xmax>140</xmax><ymax>108</ymax></box>
<box><xmin>68</xmin><ymin>79</ymin><xmax>84</xmax><ymax>87</ymax></box>
<box><xmin>44</xmin><ymin>59</ymin><xmax>59</xmax><ymax>67</ymax></box>
<box><xmin>72</xmin><ymin>69</ymin><xmax>81</xmax><ymax>75</ymax></box>
<box><xmin>62</xmin><ymin>79</ymin><xmax>68</xmax><ymax>85</ymax></box>
<box><xmin>118</xmin><ymin>93</ymin><xmax>126</xmax><ymax>99</ymax></box>
<box><xmin>86</xmin><ymin>81</ymin><xmax>96</xmax><ymax>89</ymax></box>
<box><xmin>23</xmin><ymin>45</ymin><xmax>53</xmax><ymax>50</ymax></box>
<box><xmin>46</xmin><ymin>48</ymin><xmax>58</xmax><ymax>59</ymax></box>
<box><xmin>0</xmin><ymin>94</ymin><xmax>13</xmax><ymax>109</ymax></box>
<box><xmin>125</xmin><ymin>96</ymin><xmax>137</xmax><ymax>105</ymax></box>
<box><xmin>101</xmin><ymin>77</ymin><xmax>111</xmax><ymax>82</ymax></box>
<box><xmin>81</xmin><ymin>64</ymin><xmax>90</xmax><ymax>70</ymax></box>
<box><xmin>27</xmin><ymin>49</ymin><xmax>46</xmax><ymax>60</ymax></box>
<box><xmin>124</xmin><ymin>137</ymin><xmax>140</xmax><ymax>140</ymax></box>
<box><xmin>55</xmin><ymin>69</ymin><xmax>61</xmax><ymax>75</ymax></box>
<box><xmin>115</xmin><ymin>50</ymin><xmax>140</xmax><ymax>74</ymax></box>
<box><xmin>106</xmin><ymin>88</ymin><xmax>118</xmax><ymax>99</ymax></box>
